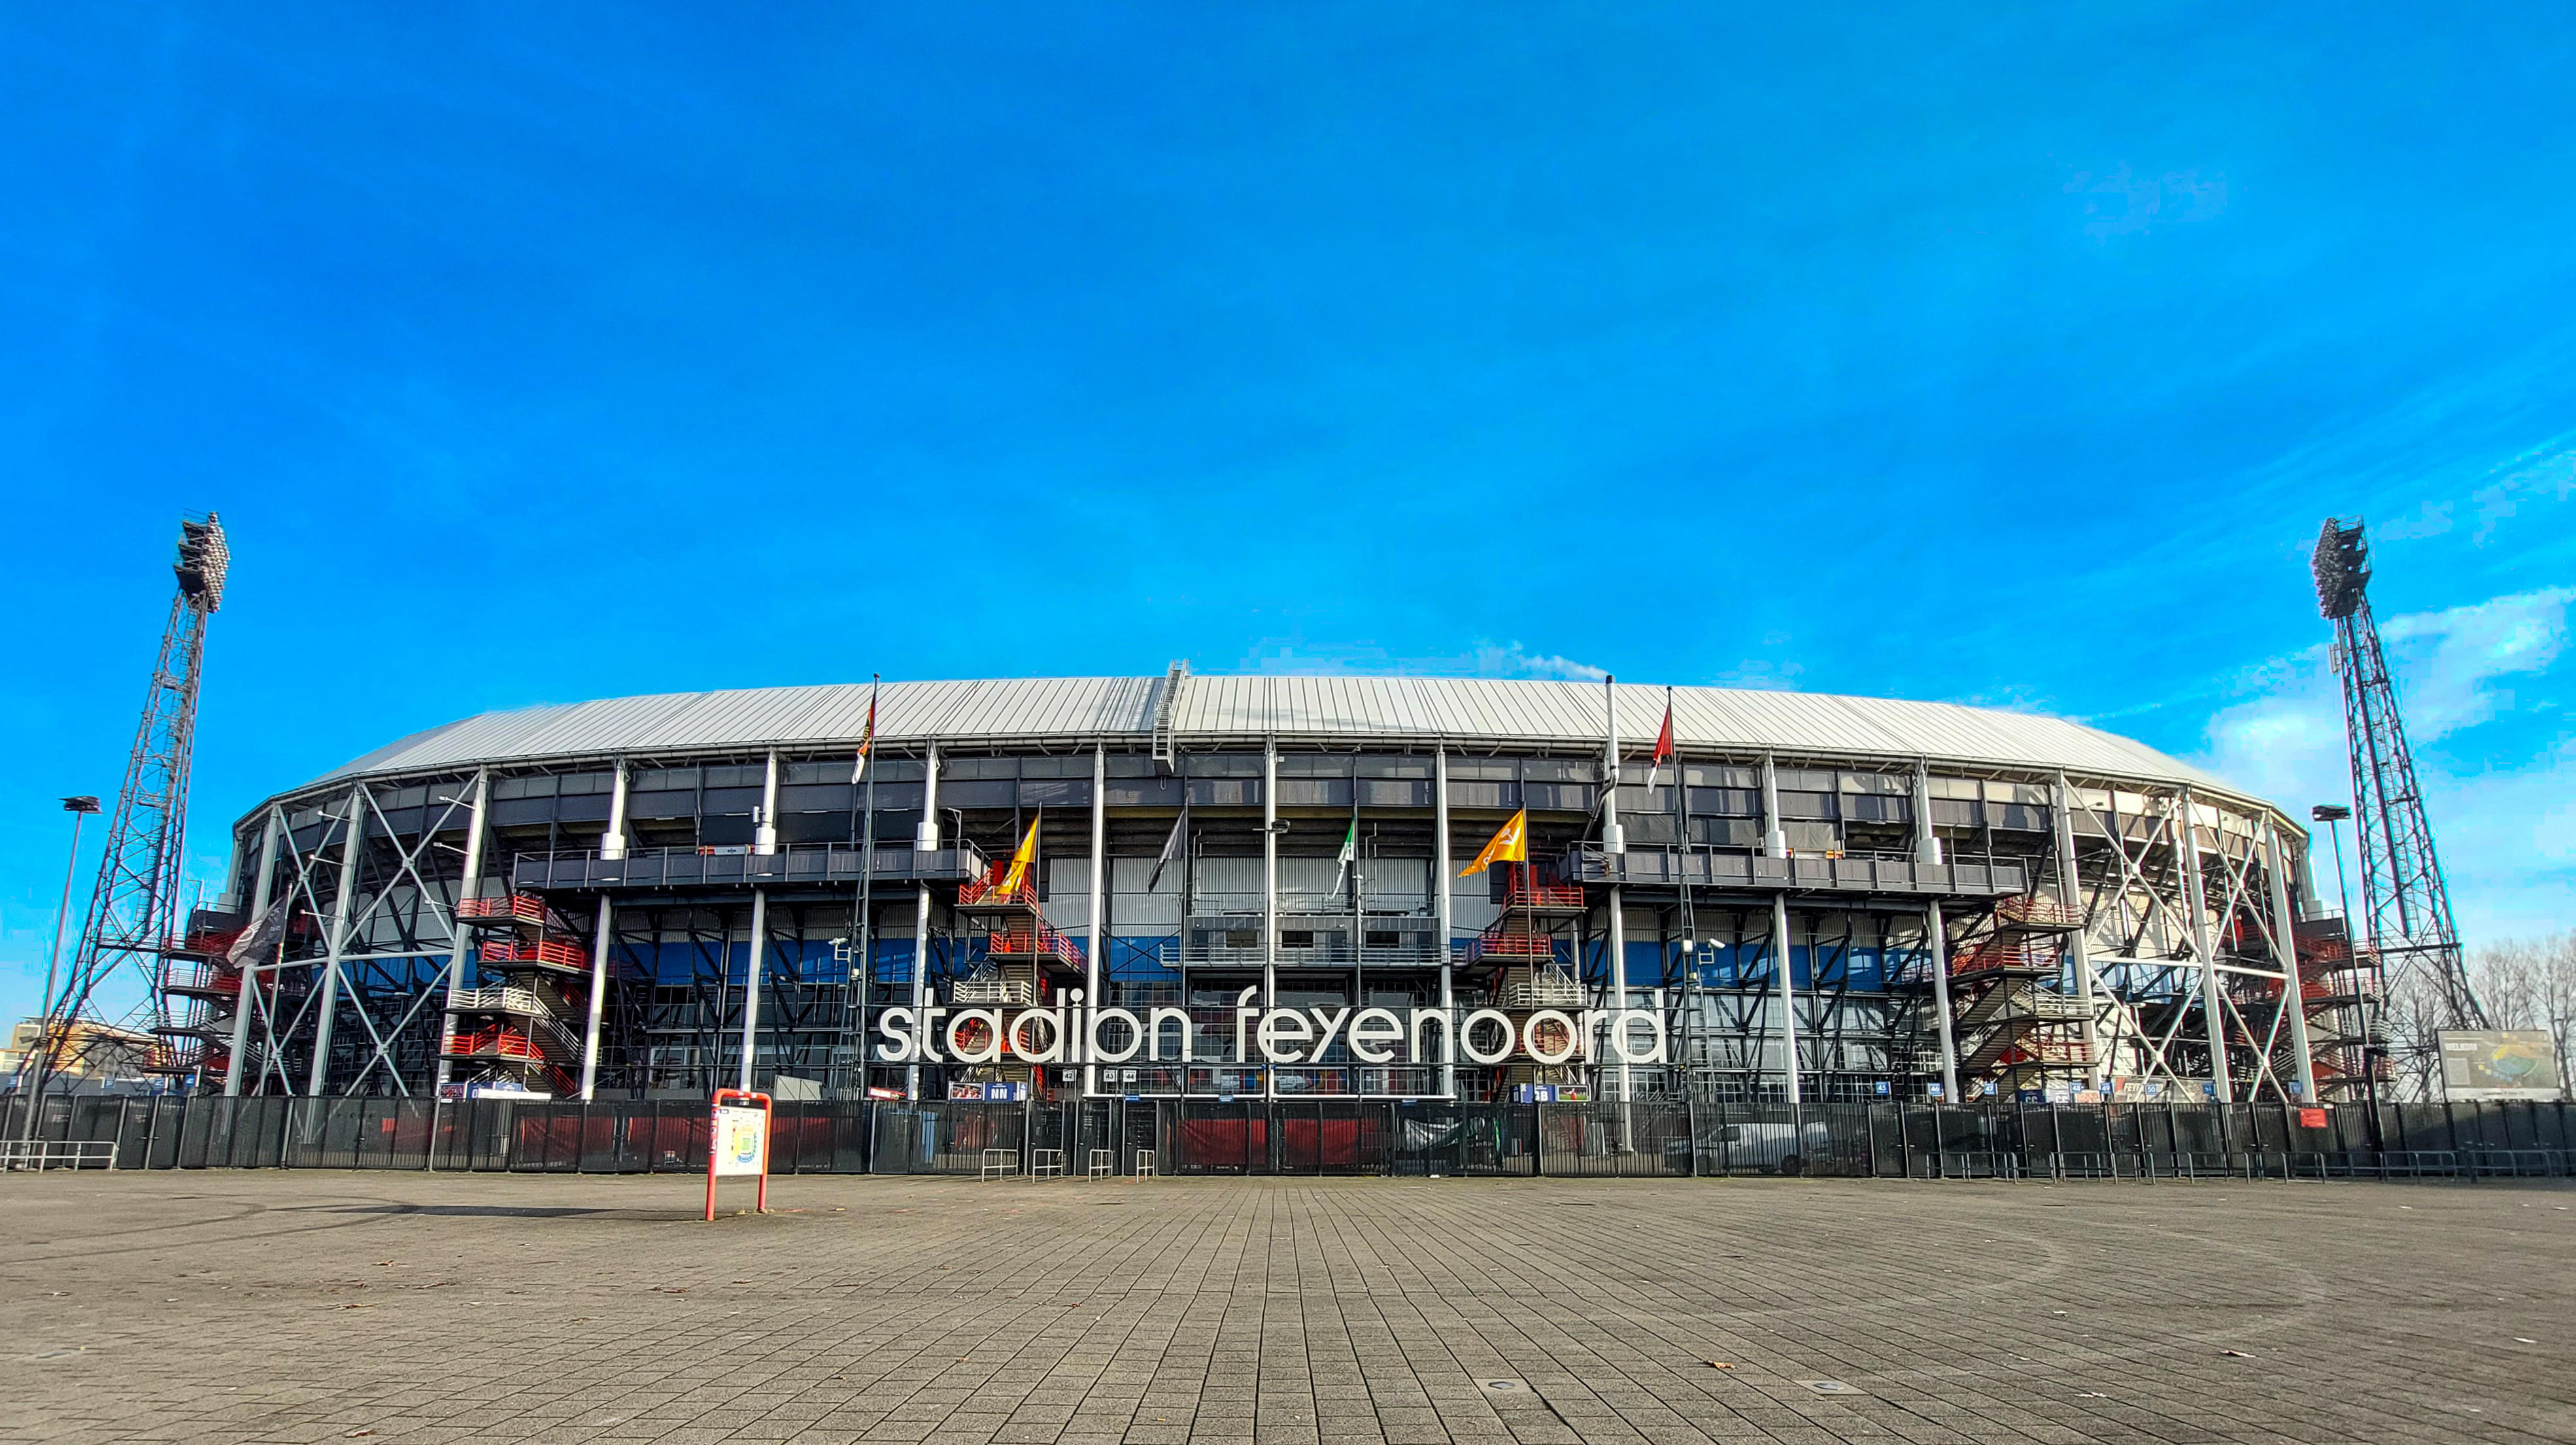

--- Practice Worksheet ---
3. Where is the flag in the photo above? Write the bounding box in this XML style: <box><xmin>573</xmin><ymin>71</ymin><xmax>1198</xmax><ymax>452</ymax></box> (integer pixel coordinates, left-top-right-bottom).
<box><xmin>849</xmin><ymin>682</ymin><xmax>878</xmax><ymax>784</ymax></box>
<box><xmin>1645</xmin><ymin>688</ymin><xmax>1675</xmax><ymax>790</ymax></box>
<box><xmin>994</xmin><ymin>814</ymin><xmax>1040</xmax><ymax>896</ymax></box>
<box><xmin>1332</xmin><ymin>815</ymin><xmax>1358</xmax><ymax>898</ymax></box>
<box><xmin>226</xmin><ymin>897</ymin><xmax>292</xmax><ymax>970</ymax></box>
<box><xmin>1460</xmin><ymin>809</ymin><xmax>1528</xmax><ymax>876</ymax></box>
<box><xmin>1145</xmin><ymin>797</ymin><xmax>1189</xmax><ymax>893</ymax></box>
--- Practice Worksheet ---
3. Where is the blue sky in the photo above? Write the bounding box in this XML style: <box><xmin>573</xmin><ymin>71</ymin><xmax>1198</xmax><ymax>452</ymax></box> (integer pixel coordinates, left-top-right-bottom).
<box><xmin>4</xmin><ymin>6</ymin><xmax>2571</xmax><ymax>1024</ymax></box>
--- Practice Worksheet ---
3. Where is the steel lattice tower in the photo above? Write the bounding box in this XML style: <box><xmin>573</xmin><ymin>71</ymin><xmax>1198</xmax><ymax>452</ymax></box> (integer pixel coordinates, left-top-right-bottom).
<box><xmin>24</xmin><ymin>515</ymin><xmax>229</xmax><ymax>1098</ymax></box>
<box><xmin>2311</xmin><ymin>518</ymin><xmax>2485</xmax><ymax>1091</ymax></box>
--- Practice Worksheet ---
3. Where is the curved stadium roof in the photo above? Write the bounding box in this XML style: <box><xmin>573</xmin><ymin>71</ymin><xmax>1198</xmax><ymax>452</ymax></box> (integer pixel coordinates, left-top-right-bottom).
<box><xmin>303</xmin><ymin>675</ymin><xmax>2262</xmax><ymax>816</ymax></box>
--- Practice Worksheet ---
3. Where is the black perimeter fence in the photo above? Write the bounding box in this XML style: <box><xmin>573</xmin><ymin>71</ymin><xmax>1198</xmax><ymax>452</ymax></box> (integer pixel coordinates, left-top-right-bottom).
<box><xmin>5</xmin><ymin>1093</ymin><xmax>2571</xmax><ymax>1182</ymax></box>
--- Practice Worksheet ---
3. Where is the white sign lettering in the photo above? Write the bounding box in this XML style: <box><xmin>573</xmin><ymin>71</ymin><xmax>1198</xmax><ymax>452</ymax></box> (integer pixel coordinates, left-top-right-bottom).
<box><xmin>871</xmin><ymin>1002</ymin><xmax>1666</xmax><ymax>1067</ymax></box>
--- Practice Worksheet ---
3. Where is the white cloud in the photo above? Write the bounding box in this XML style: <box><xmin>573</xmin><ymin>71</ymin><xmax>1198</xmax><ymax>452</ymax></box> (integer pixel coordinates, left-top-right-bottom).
<box><xmin>1472</xmin><ymin>643</ymin><xmax>1609</xmax><ymax>682</ymax></box>
<box><xmin>2195</xmin><ymin>585</ymin><xmax>2575</xmax><ymax>947</ymax></box>
<box><xmin>1238</xmin><ymin>638</ymin><xmax>1610</xmax><ymax>682</ymax></box>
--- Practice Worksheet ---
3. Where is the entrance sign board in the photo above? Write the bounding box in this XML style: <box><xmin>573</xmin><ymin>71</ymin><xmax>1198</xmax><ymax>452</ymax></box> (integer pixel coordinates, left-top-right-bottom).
<box><xmin>705</xmin><ymin>1089</ymin><xmax>771</xmax><ymax>1220</ymax></box>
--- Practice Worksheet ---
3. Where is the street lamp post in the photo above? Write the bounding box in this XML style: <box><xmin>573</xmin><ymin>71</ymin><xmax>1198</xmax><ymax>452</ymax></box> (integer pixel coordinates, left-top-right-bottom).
<box><xmin>13</xmin><ymin>796</ymin><xmax>101</xmax><ymax>1139</ymax></box>
<box><xmin>2309</xmin><ymin>803</ymin><xmax>2374</xmax><ymax>1116</ymax></box>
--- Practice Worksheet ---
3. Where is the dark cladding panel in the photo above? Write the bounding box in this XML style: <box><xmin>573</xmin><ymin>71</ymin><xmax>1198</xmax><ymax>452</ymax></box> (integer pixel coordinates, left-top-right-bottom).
<box><xmin>1688</xmin><ymin>787</ymin><xmax>1759</xmax><ymax>817</ymax></box>
<box><xmin>1105</xmin><ymin>776</ymin><xmax>1183</xmax><ymax>808</ymax></box>
<box><xmin>554</xmin><ymin>793</ymin><xmax>610</xmax><ymax>825</ymax></box>
<box><xmin>1275</xmin><ymin>779</ymin><xmax>1351</xmax><ymax>808</ymax></box>
<box><xmin>781</xmin><ymin>783</ymin><xmax>855</xmax><ymax>813</ymax></box>
<box><xmin>943</xmin><ymin>780</ymin><xmax>1015</xmax><ymax>809</ymax></box>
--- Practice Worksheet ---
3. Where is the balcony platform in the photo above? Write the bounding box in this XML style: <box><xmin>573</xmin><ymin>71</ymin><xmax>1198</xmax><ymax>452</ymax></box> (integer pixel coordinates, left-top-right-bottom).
<box><xmin>1563</xmin><ymin>847</ymin><xmax>2029</xmax><ymax>900</ymax></box>
<box><xmin>511</xmin><ymin>842</ymin><xmax>991</xmax><ymax>894</ymax></box>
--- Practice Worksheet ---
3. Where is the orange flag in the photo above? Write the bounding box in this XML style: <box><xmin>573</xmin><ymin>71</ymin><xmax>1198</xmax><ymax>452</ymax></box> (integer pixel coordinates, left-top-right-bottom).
<box><xmin>994</xmin><ymin>815</ymin><xmax>1040</xmax><ymax>895</ymax></box>
<box><xmin>1460</xmin><ymin>809</ymin><xmax>1528</xmax><ymax>876</ymax></box>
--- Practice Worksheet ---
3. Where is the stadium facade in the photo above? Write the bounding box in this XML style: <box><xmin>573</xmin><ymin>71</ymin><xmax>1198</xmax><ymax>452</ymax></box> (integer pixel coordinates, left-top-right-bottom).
<box><xmin>158</xmin><ymin>672</ymin><xmax>2373</xmax><ymax>1110</ymax></box>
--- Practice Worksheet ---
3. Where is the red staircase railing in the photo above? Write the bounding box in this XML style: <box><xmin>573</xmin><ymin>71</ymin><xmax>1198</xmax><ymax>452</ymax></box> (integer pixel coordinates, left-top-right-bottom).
<box><xmin>459</xmin><ymin>894</ymin><xmax>549</xmax><ymax>927</ymax></box>
<box><xmin>480</xmin><ymin>938</ymin><xmax>589</xmax><ymax>970</ymax></box>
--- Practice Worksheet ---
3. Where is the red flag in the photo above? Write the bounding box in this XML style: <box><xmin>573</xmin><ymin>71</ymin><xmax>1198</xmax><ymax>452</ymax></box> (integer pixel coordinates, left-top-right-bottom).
<box><xmin>1647</xmin><ymin>690</ymin><xmax>1675</xmax><ymax>789</ymax></box>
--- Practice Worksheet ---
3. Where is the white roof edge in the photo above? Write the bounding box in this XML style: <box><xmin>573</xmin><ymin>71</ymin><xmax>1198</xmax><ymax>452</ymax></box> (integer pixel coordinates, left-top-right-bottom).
<box><xmin>279</xmin><ymin>675</ymin><xmax>2284</xmax><ymax>826</ymax></box>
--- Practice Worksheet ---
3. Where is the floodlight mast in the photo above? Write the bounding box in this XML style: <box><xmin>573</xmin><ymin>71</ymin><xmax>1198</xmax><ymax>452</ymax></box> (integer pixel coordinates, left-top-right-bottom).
<box><xmin>24</xmin><ymin>513</ymin><xmax>228</xmax><ymax>1106</ymax></box>
<box><xmin>2311</xmin><ymin>517</ymin><xmax>2486</xmax><ymax>1096</ymax></box>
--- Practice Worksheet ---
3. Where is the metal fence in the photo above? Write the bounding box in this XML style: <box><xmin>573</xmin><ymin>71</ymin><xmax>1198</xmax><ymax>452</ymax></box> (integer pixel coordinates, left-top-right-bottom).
<box><xmin>1</xmin><ymin>1093</ymin><xmax>2568</xmax><ymax>1181</ymax></box>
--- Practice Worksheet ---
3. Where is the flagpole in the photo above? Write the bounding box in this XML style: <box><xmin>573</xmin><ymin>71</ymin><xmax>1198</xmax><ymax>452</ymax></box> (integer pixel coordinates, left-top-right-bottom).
<box><xmin>853</xmin><ymin>676</ymin><xmax>877</xmax><ymax>1097</ymax></box>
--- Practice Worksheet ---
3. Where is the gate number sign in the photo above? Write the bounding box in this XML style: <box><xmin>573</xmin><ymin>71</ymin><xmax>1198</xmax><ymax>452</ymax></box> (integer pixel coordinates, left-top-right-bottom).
<box><xmin>705</xmin><ymin>1089</ymin><xmax>771</xmax><ymax>1220</ymax></box>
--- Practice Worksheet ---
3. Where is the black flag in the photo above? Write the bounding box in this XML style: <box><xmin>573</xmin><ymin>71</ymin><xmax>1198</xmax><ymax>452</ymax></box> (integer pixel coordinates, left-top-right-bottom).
<box><xmin>1145</xmin><ymin>796</ymin><xmax>1189</xmax><ymax>893</ymax></box>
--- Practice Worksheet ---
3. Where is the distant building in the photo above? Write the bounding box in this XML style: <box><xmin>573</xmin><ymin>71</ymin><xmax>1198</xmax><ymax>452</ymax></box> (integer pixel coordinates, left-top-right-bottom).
<box><xmin>2</xmin><ymin>1017</ymin><xmax>160</xmax><ymax>1088</ymax></box>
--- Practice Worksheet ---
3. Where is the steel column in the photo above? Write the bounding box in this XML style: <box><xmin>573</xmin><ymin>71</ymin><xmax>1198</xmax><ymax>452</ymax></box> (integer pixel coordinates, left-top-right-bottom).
<box><xmin>2265</xmin><ymin>824</ymin><xmax>2319</xmax><ymax>1102</ymax></box>
<box><xmin>1925</xmin><ymin>900</ymin><xmax>1961</xmax><ymax>1102</ymax></box>
<box><xmin>1086</xmin><ymin>743</ymin><xmax>1105</xmax><ymax>1096</ymax></box>
<box><xmin>1434</xmin><ymin>745</ymin><xmax>1454</xmax><ymax>1098</ymax></box>
<box><xmin>2051</xmin><ymin>773</ymin><xmax>2105</xmax><ymax>1087</ymax></box>
<box><xmin>428</xmin><ymin>772</ymin><xmax>488</xmax><ymax>1099</ymax></box>
<box><xmin>223</xmin><ymin>808</ymin><xmax>282</xmax><ymax>1096</ymax></box>
<box><xmin>1771</xmin><ymin>892</ymin><xmax>1801</xmax><ymax>1104</ymax></box>
<box><xmin>579</xmin><ymin>893</ymin><xmax>614</xmax><ymax>1100</ymax></box>
<box><xmin>738</xmin><ymin>887</ymin><xmax>767</xmax><ymax>1094</ymax></box>
<box><xmin>306</xmin><ymin>785</ymin><xmax>367</xmax><ymax>1098</ymax></box>
<box><xmin>602</xmin><ymin>758</ymin><xmax>629</xmax><ymax>860</ymax></box>
<box><xmin>1602</xmin><ymin>679</ymin><xmax>1629</xmax><ymax>1108</ymax></box>
<box><xmin>755</xmin><ymin>749</ymin><xmax>780</xmax><ymax>855</ymax></box>
<box><xmin>910</xmin><ymin>742</ymin><xmax>939</xmax><ymax>1100</ymax></box>
<box><xmin>2177</xmin><ymin>789</ymin><xmax>2233</xmax><ymax>1102</ymax></box>
<box><xmin>1759</xmin><ymin>753</ymin><xmax>1786</xmax><ymax>858</ymax></box>
<box><xmin>1912</xmin><ymin>758</ymin><xmax>1943</xmax><ymax>864</ymax></box>
<box><xmin>1262</xmin><ymin>735</ymin><xmax>1278</xmax><ymax>1101</ymax></box>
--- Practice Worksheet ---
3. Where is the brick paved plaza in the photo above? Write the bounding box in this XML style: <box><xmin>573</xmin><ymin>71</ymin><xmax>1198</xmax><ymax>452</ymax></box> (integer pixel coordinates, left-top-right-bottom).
<box><xmin>3</xmin><ymin>1172</ymin><xmax>2569</xmax><ymax>1445</ymax></box>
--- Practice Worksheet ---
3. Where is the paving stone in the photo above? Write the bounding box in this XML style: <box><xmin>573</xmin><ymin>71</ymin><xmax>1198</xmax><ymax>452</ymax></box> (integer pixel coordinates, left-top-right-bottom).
<box><xmin>2</xmin><ymin>1173</ymin><xmax>2571</xmax><ymax>1444</ymax></box>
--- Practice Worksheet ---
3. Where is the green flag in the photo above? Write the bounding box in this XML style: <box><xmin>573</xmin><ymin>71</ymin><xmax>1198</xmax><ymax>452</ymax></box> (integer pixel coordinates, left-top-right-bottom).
<box><xmin>1332</xmin><ymin>816</ymin><xmax>1358</xmax><ymax>898</ymax></box>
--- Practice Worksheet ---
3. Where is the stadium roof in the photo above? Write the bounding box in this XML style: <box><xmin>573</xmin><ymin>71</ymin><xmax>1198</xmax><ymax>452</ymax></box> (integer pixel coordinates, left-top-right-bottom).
<box><xmin>307</xmin><ymin>675</ymin><xmax>2260</xmax><ymax>809</ymax></box>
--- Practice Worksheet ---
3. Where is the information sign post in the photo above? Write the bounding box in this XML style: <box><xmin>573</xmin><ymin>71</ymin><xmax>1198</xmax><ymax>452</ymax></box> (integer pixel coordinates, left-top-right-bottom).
<box><xmin>705</xmin><ymin>1089</ymin><xmax>771</xmax><ymax>1221</ymax></box>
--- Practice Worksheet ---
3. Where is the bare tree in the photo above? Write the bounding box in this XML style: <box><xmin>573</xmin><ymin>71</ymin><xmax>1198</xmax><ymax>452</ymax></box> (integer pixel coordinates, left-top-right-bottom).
<box><xmin>2466</xmin><ymin>933</ymin><xmax>2575</xmax><ymax>1098</ymax></box>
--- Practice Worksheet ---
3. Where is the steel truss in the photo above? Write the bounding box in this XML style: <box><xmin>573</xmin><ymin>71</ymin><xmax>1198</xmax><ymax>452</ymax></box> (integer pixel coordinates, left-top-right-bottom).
<box><xmin>204</xmin><ymin>740</ymin><xmax>2325</xmax><ymax>1108</ymax></box>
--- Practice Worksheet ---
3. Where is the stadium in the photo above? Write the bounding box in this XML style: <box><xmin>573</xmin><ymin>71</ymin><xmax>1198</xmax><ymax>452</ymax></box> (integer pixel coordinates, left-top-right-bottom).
<box><xmin>155</xmin><ymin>668</ymin><xmax>2369</xmax><ymax>1129</ymax></box>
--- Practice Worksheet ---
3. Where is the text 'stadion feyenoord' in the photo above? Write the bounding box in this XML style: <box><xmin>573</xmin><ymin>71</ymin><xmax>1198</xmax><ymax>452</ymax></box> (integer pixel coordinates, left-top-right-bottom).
<box><xmin>872</xmin><ymin>992</ymin><xmax>1669</xmax><ymax>1068</ymax></box>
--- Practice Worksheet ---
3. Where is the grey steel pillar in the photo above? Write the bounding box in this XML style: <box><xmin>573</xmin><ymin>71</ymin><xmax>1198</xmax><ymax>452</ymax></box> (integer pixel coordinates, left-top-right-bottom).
<box><xmin>2177</xmin><ymin>789</ymin><xmax>2233</xmax><ymax>1103</ymax></box>
<box><xmin>1924</xmin><ymin>900</ymin><xmax>1961</xmax><ymax>1102</ymax></box>
<box><xmin>1262</xmin><ymin>735</ymin><xmax>1278</xmax><ymax>1100</ymax></box>
<box><xmin>307</xmin><ymin>785</ymin><xmax>368</xmax><ymax>1098</ymax></box>
<box><xmin>224</xmin><ymin>808</ymin><xmax>283</xmax><ymax>1096</ymax></box>
<box><xmin>755</xmin><ymin>749</ymin><xmax>781</xmax><ymax>855</ymax></box>
<box><xmin>909</xmin><ymin>742</ymin><xmax>940</xmax><ymax>1100</ymax></box>
<box><xmin>579</xmin><ymin>893</ymin><xmax>614</xmax><ymax>1101</ymax></box>
<box><xmin>1434</xmin><ymin>745</ymin><xmax>1454</xmax><ymax>1098</ymax></box>
<box><xmin>1912</xmin><ymin>759</ymin><xmax>1943</xmax><ymax>864</ymax></box>
<box><xmin>1771</xmin><ymin>892</ymin><xmax>1801</xmax><ymax>1104</ymax></box>
<box><xmin>738</xmin><ymin>887</ymin><xmax>767</xmax><ymax>1094</ymax></box>
<box><xmin>2051</xmin><ymin>774</ymin><xmax>2105</xmax><ymax>1087</ymax></box>
<box><xmin>1086</xmin><ymin>742</ymin><xmax>1106</xmax><ymax>1096</ymax></box>
<box><xmin>1602</xmin><ymin>679</ymin><xmax>1629</xmax><ymax>1106</ymax></box>
<box><xmin>429</xmin><ymin>772</ymin><xmax>490</xmax><ymax>1100</ymax></box>
<box><xmin>2264</xmin><ymin>824</ymin><xmax>2320</xmax><ymax>1103</ymax></box>
<box><xmin>602</xmin><ymin>758</ymin><xmax>630</xmax><ymax>860</ymax></box>
<box><xmin>1759</xmin><ymin>753</ymin><xmax>1787</xmax><ymax>858</ymax></box>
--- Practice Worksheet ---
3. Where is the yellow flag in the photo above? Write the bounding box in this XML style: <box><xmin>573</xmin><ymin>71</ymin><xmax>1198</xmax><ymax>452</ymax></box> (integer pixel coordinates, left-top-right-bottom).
<box><xmin>1460</xmin><ymin>809</ymin><xmax>1528</xmax><ymax>876</ymax></box>
<box><xmin>994</xmin><ymin>817</ymin><xmax>1040</xmax><ymax>894</ymax></box>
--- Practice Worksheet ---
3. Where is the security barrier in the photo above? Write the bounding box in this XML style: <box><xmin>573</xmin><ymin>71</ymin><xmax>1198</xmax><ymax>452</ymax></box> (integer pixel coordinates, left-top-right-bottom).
<box><xmin>0</xmin><ymin>1093</ymin><xmax>2568</xmax><ymax>1180</ymax></box>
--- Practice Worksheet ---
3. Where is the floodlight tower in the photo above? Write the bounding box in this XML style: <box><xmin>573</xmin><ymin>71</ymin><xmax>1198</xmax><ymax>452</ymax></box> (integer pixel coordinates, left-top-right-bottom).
<box><xmin>2310</xmin><ymin>517</ymin><xmax>2484</xmax><ymax>1093</ymax></box>
<box><xmin>23</xmin><ymin>515</ymin><xmax>229</xmax><ymax>1103</ymax></box>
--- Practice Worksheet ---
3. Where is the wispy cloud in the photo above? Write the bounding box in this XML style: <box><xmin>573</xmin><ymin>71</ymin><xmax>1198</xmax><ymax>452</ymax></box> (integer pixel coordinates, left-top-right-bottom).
<box><xmin>2194</xmin><ymin>585</ymin><xmax>2575</xmax><ymax>945</ymax></box>
<box><xmin>1472</xmin><ymin>643</ymin><xmax>1608</xmax><ymax>682</ymax></box>
<box><xmin>1238</xmin><ymin>638</ymin><xmax>1610</xmax><ymax>681</ymax></box>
